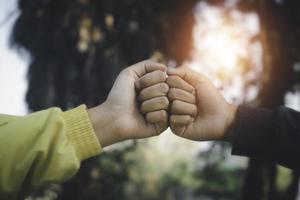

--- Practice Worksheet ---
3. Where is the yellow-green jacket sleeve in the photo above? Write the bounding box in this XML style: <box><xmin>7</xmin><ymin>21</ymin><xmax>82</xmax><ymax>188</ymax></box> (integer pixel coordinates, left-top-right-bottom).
<box><xmin>0</xmin><ymin>105</ymin><xmax>102</xmax><ymax>199</ymax></box>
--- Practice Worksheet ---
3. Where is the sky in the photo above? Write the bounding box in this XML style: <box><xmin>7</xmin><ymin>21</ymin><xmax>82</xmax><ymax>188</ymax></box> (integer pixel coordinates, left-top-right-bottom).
<box><xmin>190</xmin><ymin>2</ymin><xmax>262</xmax><ymax>105</ymax></box>
<box><xmin>0</xmin><ymin>0</ymin><xmax>28</xmax><ymax>115</ymax></box>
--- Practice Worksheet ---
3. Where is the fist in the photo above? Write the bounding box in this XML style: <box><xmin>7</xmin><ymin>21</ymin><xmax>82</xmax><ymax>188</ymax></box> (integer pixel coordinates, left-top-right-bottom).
<box><xmin>135</xmin><ymin>67</ymin><xmax>169</xmax><ymax>134</ymax></box>
<box><xmin>88</xmin><ymin>60</ymin><xmax>169</xmax><ymax>148</ymax></box>
<box><xmin>167</xmin><ymin>74</ymin><xmax>197</xmax><ymax>133</ymax></box>
<box><xmin>167</xmin><ymin>66</ymin><xmax>237</xmax><ymax>141</ymax></box>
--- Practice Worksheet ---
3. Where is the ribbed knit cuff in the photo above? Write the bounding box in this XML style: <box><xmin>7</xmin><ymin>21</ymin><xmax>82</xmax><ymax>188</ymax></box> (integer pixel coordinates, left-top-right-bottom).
<box><xmin>62</xmin><ymin>105</ymin><xmax>102</xmax><ymax>161</ymax></box>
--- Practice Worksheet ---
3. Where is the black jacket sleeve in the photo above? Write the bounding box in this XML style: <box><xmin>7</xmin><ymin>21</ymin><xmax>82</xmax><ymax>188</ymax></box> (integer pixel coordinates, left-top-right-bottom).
<box><xmin>231</xmin><ymin>106</ymin><xmax>300</xmax><ymax>170</ymax></box>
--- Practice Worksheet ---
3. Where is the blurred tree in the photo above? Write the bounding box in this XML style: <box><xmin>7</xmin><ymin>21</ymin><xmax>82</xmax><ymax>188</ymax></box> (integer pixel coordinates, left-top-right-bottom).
<box><xmin>11</xmin><ymin>0</ymin><xmax>197</xmax><ymax>199</ymax></box>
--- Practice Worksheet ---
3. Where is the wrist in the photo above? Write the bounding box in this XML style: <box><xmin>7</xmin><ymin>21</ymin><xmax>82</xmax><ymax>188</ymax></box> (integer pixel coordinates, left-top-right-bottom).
<box><xmin>87</xmin><ymin>102</ymin><xmax>122</xmax><ymax>148</ymax></box>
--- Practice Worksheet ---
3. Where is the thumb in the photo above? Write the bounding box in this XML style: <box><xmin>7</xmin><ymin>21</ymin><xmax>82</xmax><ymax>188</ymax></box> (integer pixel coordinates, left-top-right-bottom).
<box><xmin>167</xmin><ymin>66</ymin><xmax>208</xmax><ymax>87</ymax></box>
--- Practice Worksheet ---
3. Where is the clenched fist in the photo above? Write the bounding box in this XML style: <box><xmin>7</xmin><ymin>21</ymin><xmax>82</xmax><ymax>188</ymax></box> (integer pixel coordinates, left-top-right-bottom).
<box><xmin>135</xmin><ymin>64</ymin><xmax>237</xmax><ymax>142</ymax></box>
<box><xmin>88</xmin><ymin>60</ymin><xmax>168</xmax><ymax>147</ymax></box>
<box><xmin>135</xmin><ymin>64</ymin><xmax>169</xmax><ymax>134</ymax></box>
<box><xmin>167</xmin><ymin>66</ymin><xmax>237</xmax><ymax>141</ymax></box>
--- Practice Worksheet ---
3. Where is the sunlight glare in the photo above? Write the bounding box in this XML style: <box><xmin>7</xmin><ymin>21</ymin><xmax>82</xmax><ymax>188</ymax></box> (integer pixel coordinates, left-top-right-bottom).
<box><xmin>192</xmin><ymin>3</ymin><xmax>260</xmax><ymax>79</ymax></box>
<box><xmin>188</xmin><ymin>2</ymin><xmax>262</xmax><ymax>104</ymax></box>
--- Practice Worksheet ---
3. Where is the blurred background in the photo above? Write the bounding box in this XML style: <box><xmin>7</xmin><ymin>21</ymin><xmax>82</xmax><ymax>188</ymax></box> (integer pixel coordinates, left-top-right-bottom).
<box><xmin>1</xmin><ymin>0</ymin><xmax>300</xmax><ymax>199</ymax></box>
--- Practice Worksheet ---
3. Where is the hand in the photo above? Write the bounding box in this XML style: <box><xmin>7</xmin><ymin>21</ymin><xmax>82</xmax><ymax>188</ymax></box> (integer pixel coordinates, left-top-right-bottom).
<box><xmin>135</xmin><ymin>65</ymin><xmax>170</xmax><ymax>134</ymax></box>
<box><xmin>88</xmin><ymin>60</ymin><xmax>168</xmax><ymax>148</ymax></box>
<box><xmin>167</xmin><ymin>66</ymin><xmax>237</xmax><ymax>141</ymax></box>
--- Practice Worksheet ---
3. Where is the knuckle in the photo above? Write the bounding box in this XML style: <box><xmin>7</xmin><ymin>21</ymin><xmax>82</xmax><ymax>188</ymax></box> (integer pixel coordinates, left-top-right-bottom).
<box><xmin>166</xmin><ymin>76</ymin><xmax>174</xmax><ymax>85</ymax></box>
<box><xmin>160</xmin><ymin>83</ymin><xmax>169</xmax><ymax>93</ymax></box>
<box><xmin>160</xmin><ymin>117</ymin><xmax>168</xmax><ymax>123</ymax></box>
<box><xmin>139</xmin><ymin>91</ymin><xmax>145</xmax><ymax>101</ymax></box>
<box><xmin>168</xmin><ymin>88</ymin><xmax>177</xmax><ymax>101</ymax></box>
<box><xmin>143</xmin><ymin>60</ymin><xmax>154</xmax><ymax>70</ymax></box>
<box><xmin>140</xmin><ymin>102</ymin><xmax>147</xmax><ymax>113</ymax></box>
<box><xmin>156</xmin><ymin>71</ymin><xmax>167</xmax><ymax>81</ymax></box>
<box><xmin>171</xmin><ymin>100</ymin><xmax>182</xmax><ymax>113</ymax></box>
<box><xmin>159</xmin><ymin>110</ymin><xmax>168</xmax><ymax>119</ymax></box>
<box><xmin>168</xmin><ymin>92</ymin><xmax>174</xmax><ymax>101</ymax></box>
<box><xmin>139</xmin><ymin>78</ymin><xmax>147</xmax><ymax>87</ymax></box>
<box><xmin>172</xmin><ymin>100</ymin><xmax>180</xmax><ymax>108</ymax></box>
<box><xmin>159</xmin><ymin>96</ymin><xmax>169</xmax><ymax>108</ymax></box>
<box><xmin>172</xmin><ymin>75</ymin><xmax>180</xmax><ymax>82</ymax></box>
<box><xmin>170</xmin><ymin>115</ymin><xmax>177</xmax><ymax>124</ymax></box>
<box><xmin>189</xmin><ymin>95</ymin><xmax>196</xmax><ymax>104</ymax></box>
<box><xmin>143</xmin><ymin>60</ymin><xmax>151</xmax><ymax>66</ymax></box>
<box><xmin>145</xmin><ymin>113</ymin><xmax>153</xmax><ymax>122</ymax></box>
<box><xmin>121</xmin><ymin>68</ymin><xmax>132</xmax><ymax>76</ymax></box>
<box><xmin>192</xmin><ymin>105</ymin><xmax>198</xmax><ymax>115</ymax></box>
<box><xmin>184</xmin><ymin>115</ymin><xmax>192</xmax><ymax>123</ymax></box>
<box><xmin>167</xmin><ymin>75</ymin><xmax>181</xmax><ymax>87</ymax></box>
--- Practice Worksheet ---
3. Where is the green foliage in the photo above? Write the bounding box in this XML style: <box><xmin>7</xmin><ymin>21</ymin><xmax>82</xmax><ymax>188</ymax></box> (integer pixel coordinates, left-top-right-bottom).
<box><xmin>193</xmin><ymin>143</ymin><xmax>245</xmax><ymax>200</ymax></box>
<box><xmin>276</xmin><ymin>166</ymin><xmax>293</xmax><ymax>192</ymax></box>
<box><xmin>121</xmin><ymin>139</ymin><xmax>245</xmax><ymax>200</ymax></box>
<box><xmin>123</xmin><ymin>138</ymin><xmax>202</xmax><ymax>200</ymax></box>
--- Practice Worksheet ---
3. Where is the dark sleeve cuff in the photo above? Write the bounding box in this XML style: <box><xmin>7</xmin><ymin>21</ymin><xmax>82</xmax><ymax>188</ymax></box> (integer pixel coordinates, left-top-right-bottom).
<box><xmin>231</xmin><ymin>106</ymin><xmax>275</xmax><ymax>158</ymax></box>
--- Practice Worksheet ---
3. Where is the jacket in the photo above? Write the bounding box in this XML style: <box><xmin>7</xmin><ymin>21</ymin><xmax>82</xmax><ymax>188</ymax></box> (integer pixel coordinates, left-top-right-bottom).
<box><xmin>232</xmin><ymin>106</ymin><xmax>300</xmax><ymax>169</ymax></box>
<box><xmin>0</xmin><ymin>105</ymin><xmax>101</xmax><ymax>199</ymax></box>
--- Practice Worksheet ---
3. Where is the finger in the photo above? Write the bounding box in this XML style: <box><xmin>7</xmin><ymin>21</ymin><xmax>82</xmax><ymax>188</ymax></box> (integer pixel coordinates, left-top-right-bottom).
<box><xmin>168</xmin><ymin>88</ymin><xmax>196</xmax><ymax>104</ymax></box>
<box><xmin>135</xmin><ymin>70</ymin><xmax>167</xmax><ymax>90</ymax></box>
<box><xmin>170</xmin><ymin>100</ymin><xmax>197</xmax><ymax>116</ymax></box>
<box><xmin>139</xmin><ymin>83</ymin><xmax>169</xmax><ymax>101</ymax></box>
<box><xmin>130</xmin><ymin>60</ymin><xmax>167</xmax><ymax>78</ymax></box>
<box><xmin>166</xmin><ymin>76</ymin><xmax>194</xmax><ymax>93</ymax></box>
<box><xmin>141</xmin><ymin>96</ymin><xmax>169</xmax><ymax>113</ymax></box>
<box><xmin>146</xmin><ymin>110</ymin><xmax>168</xmax><ymax>124</ymax></box>
<box><xmin>167</xmin><ymin>66</ymin><xmax>208</xmax><ymax>87</ymax></box>
<box><xmin>170</xmin><ymin>115</ymin><xmax>193</xmax><ymax>126</ymax></box>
